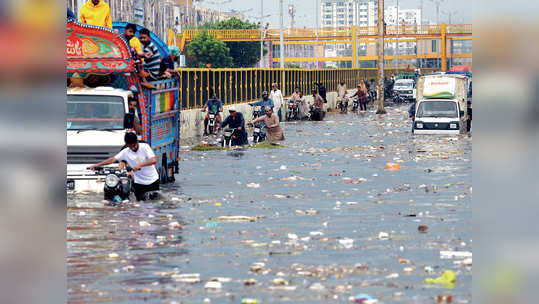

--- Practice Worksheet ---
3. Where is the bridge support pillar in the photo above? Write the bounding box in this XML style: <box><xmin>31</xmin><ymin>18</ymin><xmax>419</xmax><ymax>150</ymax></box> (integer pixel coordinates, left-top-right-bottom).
<box><xmin>352</xmin><ymin>25</ymin><xmax>357</xmax><ymax>69</ymax></box>
<box><xmin>441</xmin><ymin>23</ymin><xmax>447</xmax><ymax>71</ymax></box>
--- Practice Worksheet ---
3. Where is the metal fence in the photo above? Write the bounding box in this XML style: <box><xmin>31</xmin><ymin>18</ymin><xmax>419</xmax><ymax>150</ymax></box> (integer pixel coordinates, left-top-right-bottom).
<box><xmin>176</xmin><ymin>68</ymin><xmax>435</xmax><ymax>109</ymax></box>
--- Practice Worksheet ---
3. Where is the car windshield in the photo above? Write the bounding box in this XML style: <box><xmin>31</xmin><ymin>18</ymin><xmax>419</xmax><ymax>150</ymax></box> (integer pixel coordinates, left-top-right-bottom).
<box><xmin>417</xmin><ymin>101</ymin><xmax>458</xmax><ymax>118</ymax></box>
<box><xmin>396</xmin><ymin>81</ymin><xmax>413</xmax><ymax>88</ymax></box>
<box><xmin>67</xmin><ymin>95</ymin><xmax>125</xmax><ymax>130</ymax></box>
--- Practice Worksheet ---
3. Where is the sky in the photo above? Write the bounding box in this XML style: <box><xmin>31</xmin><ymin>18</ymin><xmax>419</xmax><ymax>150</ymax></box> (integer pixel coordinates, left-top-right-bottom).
<box><xmin>197</xmin><ymin>0</ymin><xmax>472</xmax><ymax>28</ymax></box>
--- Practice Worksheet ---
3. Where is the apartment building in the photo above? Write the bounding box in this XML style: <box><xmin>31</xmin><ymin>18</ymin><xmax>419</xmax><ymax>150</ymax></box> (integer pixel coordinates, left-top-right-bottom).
<box><xmin>320</xmin><ymin>0</ymin><xmax>377</xmax><ymax>28</ymax></box>
<box><xmin>384</xmin><ymin>5</ymin><xmax>421</xmax><ymax>26</ymax></box>
<box><xmin>319</xmin><ymin>1</ymin><xmax>377</xmax><ymax>67</ymax></box>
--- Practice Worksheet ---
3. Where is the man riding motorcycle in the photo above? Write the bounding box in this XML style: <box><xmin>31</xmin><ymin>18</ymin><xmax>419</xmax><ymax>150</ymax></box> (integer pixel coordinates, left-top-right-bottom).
<box><xmin>220</xmin><ymin>107</ymin><xmax>249</xmax><ymax>146</ymax></box>
<box><xmin>202</xmin><ymin>95</ymin><xmax>223</xmax><ymax>135</ymax></box>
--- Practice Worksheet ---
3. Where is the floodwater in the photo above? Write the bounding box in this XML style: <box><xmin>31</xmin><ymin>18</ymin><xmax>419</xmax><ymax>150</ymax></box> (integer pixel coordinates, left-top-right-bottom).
<box><xmin>68</xmin><ymin>105</ymin><xmax>472</xmax><ymax>303</ymax></box>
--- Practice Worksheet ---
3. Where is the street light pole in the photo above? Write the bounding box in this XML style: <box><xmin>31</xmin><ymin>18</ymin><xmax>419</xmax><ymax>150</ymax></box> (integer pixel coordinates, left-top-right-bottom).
<box><xmin>377</xmin><ymin>0</ymin><xmax>386</xmax><ymax>114</ymax></box>
<box><xmin>353</xmin><ymin>0</ymin><xmax>358</xmax><ymax>69</ymax></box>
<box><xmin>279</xmin><ymin>0</ymin><xmax>284</xmax><ymax>69</ymax></box>
<box><xmin>395</xmin><ymin>0</ymin><xmax>399</xmax><ymax>73</ymax></box>
<box><xmin>260</xmin><ymin>0</ymin><xmax>263</xmax><ymax>68</ymax></box>
<box><xmin>315</xmin><ymin>0</ymin><xmax>319</xmax><ymax>68</ymax></box>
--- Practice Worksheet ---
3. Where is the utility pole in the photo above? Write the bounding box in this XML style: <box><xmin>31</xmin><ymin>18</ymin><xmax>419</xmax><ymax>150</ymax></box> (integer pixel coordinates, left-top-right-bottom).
<box><xmin>429</xmin><ymin>0</ymin><xmax>445</xmax><ymax>25</ymax></box>
<box><xmin>260</xmin><ymin>0</ymin><xmax>264</xmax><ymax>68</ymax></box>
<box><xmin>352</xmin><ymin>0</ymin><xmax>358</xmax><ymax>69</ymax></box>
<box><xmin>315</xmin><ymin>0</ymin><xmax>319</xmax><ymax>68</ymax></box>
<box><xmin>436</xmin><ymin>3</ymin><xmax>439</xmax><ymax>24</ymax></box>
<box><xmin>377</xmin><ymin>0</ymin><xmax>386</xmax><ymax>114</ymax></box>
<box><xmin>395</xmin><ymin>0</ymin><xmax>399</xmax><ymax>72</ymax></box>
<box><xmin>419</xmin><ymin>0</ymin><xmax>423</xmax><ymax>69</ymax></box>
<box><xmin>280</xmin><ymin>0</ymin><xmax>285</xmax><ymax>95</ymax></box>
<box><xmin>279</xmin><ymin>0</ymin><xmax>284</xmax><ymax>69</ymax></box>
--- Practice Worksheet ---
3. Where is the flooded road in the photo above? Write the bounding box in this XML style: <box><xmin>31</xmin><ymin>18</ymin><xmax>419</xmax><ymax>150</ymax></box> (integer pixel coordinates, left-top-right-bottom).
<box><xmin>68</xmin><ymin>105</ymin><xmax>472</xmax><ymax>303</ymax></box>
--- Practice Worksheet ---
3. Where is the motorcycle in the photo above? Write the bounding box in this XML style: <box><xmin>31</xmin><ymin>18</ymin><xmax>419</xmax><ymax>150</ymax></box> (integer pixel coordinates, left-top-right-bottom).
<box><xmin>91</xmin><ymin>165</ymin><xmax>133</xmax><ymax>202</ymax></box>
<box><xmin>222</xmin><ymin>128</ymin><xmax>238</xmax><ymax>148</ymax></box>
<box><xmin>369</xmin><ymin>89</ymin><xmax>377</xmax><ymax>103</ymax></box>
<box><xmin>309</xmin><ymin>105</ymin><xmax>324</xmax><ymax>121</ymax></box>
<box><xmin>205</xmin><ymin>110</ymin><xmax>220</xmax><ymax>135</ymax></box>
<box><xmin>252</xmin><ymin>123</ymin><xmax>266</xmax><ymax>143</ymax></box>
<box><xmin>392</xmin><ymin>92</ymin><xmax>405</xmax><ymax>104</ymax></box>
<box><xmin>351</xmin><ymin>96</ymin><xmax>359</xmax><ymax>112</ymax></box>
<box><xmin>338</xmin><ymin>97</ymin><xmax>349</xmax><ymax>114</ymax></box>
<box><xmin>286</xmin><ymin>99</ymin><xmax>298</xmax><ymax>121</ymax></box>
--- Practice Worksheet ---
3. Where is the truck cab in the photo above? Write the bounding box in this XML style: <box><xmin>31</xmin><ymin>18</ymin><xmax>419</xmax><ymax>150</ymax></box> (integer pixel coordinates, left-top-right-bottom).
<box><xmin>413</xmin><ymin>99</ymin><xmax>465</xmax><ymax>135</ymax></box>
<box><xmin>67</xmin><ymin>87</ymin><xmax>131</xmax><ymax>191</ymax></box>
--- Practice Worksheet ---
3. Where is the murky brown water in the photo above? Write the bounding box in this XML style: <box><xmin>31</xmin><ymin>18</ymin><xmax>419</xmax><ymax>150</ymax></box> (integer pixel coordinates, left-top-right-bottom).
<box><xmin>68</xmin><ymin>105</ymin><xmax>472</xmax><ymax>303</ymax></box>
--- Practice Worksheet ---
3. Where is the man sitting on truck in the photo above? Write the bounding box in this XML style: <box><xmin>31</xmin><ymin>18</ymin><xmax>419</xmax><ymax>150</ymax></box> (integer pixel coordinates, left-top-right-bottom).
<box><xmin>139</xmin><ymin>28</ymin><xmax>162</xmax><ymax>82</ymax></box>
<box><xmin>121</xmin><ymin>24</ymin><xmax>153</xmax><ymax>87</ymax></box>
<box><xmin>89</xmin><ymin>132</ymin><xmax>159</xmax><ymax>201</ymax></box>
<box><xmin>160</xmin><ymin>46</ymin><xmax>180</xmax><ymax>79</ymax></box>
<box><xmin>122</xmin><ymin>23</ymin><xmax>143</xmax><ymax>55</ymax></box>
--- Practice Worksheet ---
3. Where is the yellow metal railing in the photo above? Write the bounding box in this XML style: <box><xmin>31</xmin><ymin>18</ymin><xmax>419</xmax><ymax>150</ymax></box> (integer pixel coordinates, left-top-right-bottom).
<box><xmin>182</xmin><ymin>29</ymin><xmax>260</xmax><ymax>41</ymax></box>
<box><xmin>174</xmin><ymin>68</ymin><xmax>439</xmax><ymax>109</ymax></box>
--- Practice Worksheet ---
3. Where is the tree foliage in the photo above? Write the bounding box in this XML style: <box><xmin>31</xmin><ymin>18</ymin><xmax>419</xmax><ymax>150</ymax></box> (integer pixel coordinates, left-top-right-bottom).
<box><xmin>202</xmin><ymin>17</ymin><xmax>262</xmax><ymax>68</ymax></box>
<box><xmin>186</xmin><ymin>30</ymin><xmax>233</xmax><ymax>68</ymax></box>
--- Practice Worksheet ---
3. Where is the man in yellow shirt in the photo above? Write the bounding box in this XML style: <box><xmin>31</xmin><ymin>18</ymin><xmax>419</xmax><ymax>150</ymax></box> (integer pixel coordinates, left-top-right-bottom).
<box><xmin>79</xmin><ymin>0</ymin><xmax>112</xmax><ymax>29</ymax></box>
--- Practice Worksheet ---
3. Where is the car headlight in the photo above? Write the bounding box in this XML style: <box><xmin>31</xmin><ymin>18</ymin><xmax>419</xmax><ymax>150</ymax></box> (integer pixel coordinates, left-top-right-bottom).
<box><xmin>105</xmin><ymin>174</ymin><xmax>120</xmax><ymax>188</ymax></box>
<box><xmin>450</xmin><ymin>123</ymin><xmax>458</xmax><ymax>129</ymax></box>
<box><xmin>416</xmin><ymin>123</ymin><xmax>423</xmax><ymax>129</ymax></box>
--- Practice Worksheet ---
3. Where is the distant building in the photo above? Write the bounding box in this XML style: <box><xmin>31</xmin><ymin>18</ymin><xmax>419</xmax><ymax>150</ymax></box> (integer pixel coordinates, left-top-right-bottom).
<box><xmin>67</xmin><ymin>0</ymin><xmax>245</xmax><ymax>41</ymax></box>
<box><xmin>384</xmin><ymin>5</ymin><xmax>421</xmax><ymax>26</ymax></box>
<box><xmin>320</xmin><ymin>0</ymin><xmax>378</xmax><ymax>67</ymax></box>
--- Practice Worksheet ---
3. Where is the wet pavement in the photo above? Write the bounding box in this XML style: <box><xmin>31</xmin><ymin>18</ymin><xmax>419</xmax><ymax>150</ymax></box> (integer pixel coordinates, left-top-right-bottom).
<box><xmin>68</xmin><ymin>104</ymin><xmax>472</xmax><ymax>303</ymax></box>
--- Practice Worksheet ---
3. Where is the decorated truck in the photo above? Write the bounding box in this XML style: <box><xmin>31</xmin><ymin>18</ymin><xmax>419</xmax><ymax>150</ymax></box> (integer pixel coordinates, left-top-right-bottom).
<box><xmin>413</xmin><ymin>74</ymin><xmax>470</xmax><ymax>135</ymax></box>
<box><xmin>66</xmin><ymin>19</ymin><xmax>180</xmax><ymax>192</ymax></box>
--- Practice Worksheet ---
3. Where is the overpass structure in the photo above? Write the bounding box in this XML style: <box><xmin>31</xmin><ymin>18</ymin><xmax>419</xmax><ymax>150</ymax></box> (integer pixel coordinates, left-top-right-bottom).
<box><xmin>174</xmin><ymin>23</ymin><xmax>472</xmax><ymax>71</ymax></box>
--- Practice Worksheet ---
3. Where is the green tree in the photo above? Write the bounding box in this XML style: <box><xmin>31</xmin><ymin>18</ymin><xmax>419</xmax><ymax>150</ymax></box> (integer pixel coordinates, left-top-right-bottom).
<box><xmin>285</xmin><ymin>63</ymin><xmax>301</xmax><ymax>69</ymax></box>
<box><xmin>186</xmin><ymin>30</ymin><xmax>233</xmax><ymax>68</ymax></box>
<box><xmin>208</xmin><ymin>17</ymin><xmax>262</xmax><ymax>68</ymax></box>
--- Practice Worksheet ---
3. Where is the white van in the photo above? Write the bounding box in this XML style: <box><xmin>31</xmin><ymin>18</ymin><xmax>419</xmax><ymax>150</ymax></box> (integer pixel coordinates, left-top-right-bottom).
<box><xmin>414</xmin><ymin>99</ymin><xmax>465</xmax><ymax>135</ymax></box>
<box><xmin>414</xmin><ymin>75</ymin><xmax>469</xmax><ymax>135</ymax></box>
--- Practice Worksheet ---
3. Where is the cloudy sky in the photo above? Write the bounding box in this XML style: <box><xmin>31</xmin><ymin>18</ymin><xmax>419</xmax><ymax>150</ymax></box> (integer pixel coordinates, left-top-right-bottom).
<box><xmin>197</xmin><ymin>0</ymin><xmax>472</xmax><ymax>27</ymax></box>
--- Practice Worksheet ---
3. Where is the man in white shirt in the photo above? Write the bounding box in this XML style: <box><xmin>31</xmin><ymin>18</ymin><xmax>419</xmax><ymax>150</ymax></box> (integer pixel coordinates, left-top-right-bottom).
<box><xmin>89</xmin><ymin>132</ymin><xmax>159</xmax><ymax>201</ymax></box>
<box><xmin>270</xmin><ymin>83</ymin><xmax>284</xmax><ymax>121</ymax></box>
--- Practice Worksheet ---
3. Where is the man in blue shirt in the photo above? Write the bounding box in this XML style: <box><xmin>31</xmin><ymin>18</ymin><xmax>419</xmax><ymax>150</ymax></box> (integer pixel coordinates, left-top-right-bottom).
<box><xmin>220</xmin><ymin>107</ymin><xmax>248</xmax><ymax>146</ymax></box>
<box><xmin>202</xmin><ymin>95</ymin><xmax>223</xmax><ymax>135</ymax></box>
<box><xmin>249</xmin><ymin>91</ymin><xmax>274</xmax><ymax>116</ymax></box>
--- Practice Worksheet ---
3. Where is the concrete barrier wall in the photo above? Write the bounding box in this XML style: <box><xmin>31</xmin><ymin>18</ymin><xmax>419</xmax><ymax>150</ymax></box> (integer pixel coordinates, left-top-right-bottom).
<box><xmin>180</xmin><ymin>89</ymin><xmax>358</xmax><ymax>139</ymax></box>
